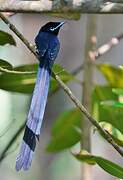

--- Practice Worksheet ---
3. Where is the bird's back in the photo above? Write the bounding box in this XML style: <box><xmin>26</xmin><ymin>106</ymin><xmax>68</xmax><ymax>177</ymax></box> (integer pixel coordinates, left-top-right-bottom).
<box><xmin>35</xmin><ymin>31</ymin><xmax>60</xmax><ymax>70</ymax></box>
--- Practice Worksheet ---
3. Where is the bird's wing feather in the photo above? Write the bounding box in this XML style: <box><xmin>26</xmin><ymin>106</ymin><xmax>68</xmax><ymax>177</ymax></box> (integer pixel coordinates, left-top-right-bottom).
<box><xmin>35</xmin><ymin>32</ymin><xmax>49</xmax><ymax>57</ymax></box>
<box><xmin>49</xmin><ymin>39</ymin><xmax>60</xmax><ymax>61</ymax></box>
<box><xmin>47</xmin><ymin>38</ymin><xmax>60</xmax><ymax>69</ymax></box>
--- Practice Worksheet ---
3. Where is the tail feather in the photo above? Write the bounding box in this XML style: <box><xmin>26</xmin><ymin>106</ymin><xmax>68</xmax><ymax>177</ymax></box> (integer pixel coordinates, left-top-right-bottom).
<box><xmin>27</xmin><ymin>67</ymin><xmax>50</xmax><ymax>135</ymax></box>
<box><xmin>16</xmin><ymin>140</ymin><xmax>34</xmax><ymax>171</ymax></box>
<box><xmin>16</xmin><ymin>67</ymin><xmax>50</xmax><ymax>171</ymax></box>
<box><xmin>23</xmin><ymin>144</ymin><xmax>32</xmax><ymax>170</ymax></box>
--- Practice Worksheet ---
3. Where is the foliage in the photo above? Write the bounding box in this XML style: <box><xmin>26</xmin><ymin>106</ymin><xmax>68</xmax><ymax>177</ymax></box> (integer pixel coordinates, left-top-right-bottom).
<box><xmin>46</xmin><ymin>108</ymin><xmax>82</xmax><ymax>152</ymax></box>
<box><xmin>0</xmin><ymin>30</ymin><xmax>16</xmax><ymax>46</ymax></box>
<box><xmin>74</xmin><ymin>150</ymin><xmax>123</xmax><ymax>179</ymax></box>
<box><xmin>0</xmin><ymin>62</ymin><xmax>74</xmax><ymax>94</ymax></box>
<box><xmin>94</xmin><ymin>64</ymin><xmax>123</xmax><ymax>142</ymax></box>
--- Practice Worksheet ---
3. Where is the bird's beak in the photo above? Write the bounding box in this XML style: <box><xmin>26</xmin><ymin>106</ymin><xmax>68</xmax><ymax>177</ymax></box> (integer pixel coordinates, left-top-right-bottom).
<box><xmin>59</xmin><ymin>21</ymin><xmax>66</xmax><ymax>27</ymax></box>
<box><xmin>50</xmin><ymin>21</ymin><xmax>66</xmax><ymax>31</ymax></box>
<box><xmin>55</xmin><ymin>21</ymin><xmax>66</xmax><ymax>29</ymax></box>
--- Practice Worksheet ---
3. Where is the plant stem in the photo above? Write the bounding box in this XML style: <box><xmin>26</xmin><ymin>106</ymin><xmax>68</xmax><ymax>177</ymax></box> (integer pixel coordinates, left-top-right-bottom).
<box><xmin>89</xmin><ymin>31</ymin><xmax>123</xmax><ymax>61</ymax></box>
<box><xmin>81</xmin><ymin>14</ymin><xmax>97</xmax><ymax>180</ymax></box>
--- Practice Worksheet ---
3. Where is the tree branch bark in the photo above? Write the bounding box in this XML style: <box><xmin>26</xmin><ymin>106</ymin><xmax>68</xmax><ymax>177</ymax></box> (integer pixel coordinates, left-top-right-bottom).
<box><xmin>89</xmin><ymin>32</ymin><xmax>123</xmax><ymax>61</ymax></box>
<box><xmin>0</xmin><ymin>1</ymin><xmax>123</xmax><ymax>13</ymax></box>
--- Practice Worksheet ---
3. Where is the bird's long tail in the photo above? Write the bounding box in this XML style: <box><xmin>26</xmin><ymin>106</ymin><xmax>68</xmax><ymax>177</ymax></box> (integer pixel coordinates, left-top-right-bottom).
<box><xmin>15</xmin><ymin>66</ymin><xmax>50</xmax><ymax>171</ymax></box>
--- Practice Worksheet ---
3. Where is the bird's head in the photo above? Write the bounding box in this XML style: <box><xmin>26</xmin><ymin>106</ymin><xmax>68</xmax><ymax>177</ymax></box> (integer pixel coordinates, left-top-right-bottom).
<box><xmin>40</xmin><ymin>21</ymin><xmax>65</xmax><ymax>36</ymax></box>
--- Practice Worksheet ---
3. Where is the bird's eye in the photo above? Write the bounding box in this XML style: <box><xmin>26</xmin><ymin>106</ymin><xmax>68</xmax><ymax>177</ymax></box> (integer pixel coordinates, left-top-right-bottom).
<box><xmin>50</xmin><ymin>27</ymin><xmax>55</xmax><ymax>31</ymax></box>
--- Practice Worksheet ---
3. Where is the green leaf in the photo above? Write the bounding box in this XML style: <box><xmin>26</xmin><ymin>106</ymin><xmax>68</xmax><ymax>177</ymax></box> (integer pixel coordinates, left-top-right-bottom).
<box><xmin>92</xmin><ymin>86</ymin><xmax>117</xmax><ymax>103</ymax></box>
<box><xmin>100</xmin><ymin>103</ymin><xmax>123</xmax><ymax>134</ymax></box>
<box><xmin>46</xmin><ymin>108</ymin><xmax>82</xmax><ymax>152</ymax></box>
<box><xmin>14</xmin><ymin>63</ymin><xmax>38</xmax><ymax>72</ymax></box>
<box><xmin>92</xmin><ymin>86</ymin><xmax>123</xmax><ymax>140</ymax></box>
<box><xmin>96</xmin><ymin>157</ymin><xmax>123</xmax><ymax>179</ymax></box>
<box><xmin>74</xmin><ymin>151</ymin><xmax>123</xmax><ymax>178</ymax></box>
<box><xmin>92</xmin><ymin>85</ymin><xmax>117</xmax><ymax>120</ymax></box>
<box><xmin>96</xmin><ymin>64</ymin><xmax>123</xmax><ymax>87</ymax></box>
<box><xmin>92</xmin><ymin>85</ymin><xmax>123</xmax><ymax>142</ymax></box>
<box><xmin>101</xmin><ymin>101</ymin><xmax>123</xmax><ymax>108</ymax></box>
<box><xmin>92</xmin><ymin>86</ymin><xmax>123</xmax><ymax>134</ymax></box>
<box><xmin>0</xmin><ymin>63</ymin><xmax>74</xmax><ymax>94</ymax></box>
<box><xmin>112</xmin><ymin>88</ymin><xmax>123</xmax><ymax>95</ymax></box>
<box><xmin>0</xmin><ymin>59</ymin><xmax>13</xmax><ymax>70</ymax></box>
<box><xmin>73</xmin><ymin>150</ymin><xmax>96</xmax><ymax>165</ymax></box>
<box><xmin>0</xmin><ymin>30</ymin><xmax>16</xmax><ymax>46</ymax></box>
<box><xmin>0</xmin><ymin>64</ymin><xmax>37</xmax><ymax>93</ymax></box>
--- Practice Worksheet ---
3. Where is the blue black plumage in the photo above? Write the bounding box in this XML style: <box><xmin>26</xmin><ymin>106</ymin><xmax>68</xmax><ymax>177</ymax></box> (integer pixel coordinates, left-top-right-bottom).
<box><xmin>15</xmin><ymin>21</ymin><xmax>65</xmax><ymax>171</ymax></box>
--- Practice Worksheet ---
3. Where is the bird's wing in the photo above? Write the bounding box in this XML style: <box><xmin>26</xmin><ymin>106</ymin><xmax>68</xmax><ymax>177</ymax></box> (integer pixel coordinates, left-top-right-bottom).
<box><xmin>35</xmin><ymin>32</ymin><xmax>49</xmax><ymax>58</ymax></box>
<box><xmin>47</xmin><ymin>39</ymin><xmax>60</xmax><ymax>69</ymax></box>
<box><xmin>49</xmin><ymin>39</ymin><xmax>60</xmax><ymax>60</ymax></box>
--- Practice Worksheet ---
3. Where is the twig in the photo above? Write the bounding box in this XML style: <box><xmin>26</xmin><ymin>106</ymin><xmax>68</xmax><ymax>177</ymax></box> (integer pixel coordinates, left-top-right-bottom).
<box><xmin>89</xmin><ymin>32</ymin><xmax>123</xmax><ymax>61</ymax></box>
<box><xmin>49</xmin><ymin>64</ymin><xmax>84</xmax><ymax>97</ymax></box>
<box><xmin>1</xmin><ymin>12</ymin><xmax>123</xmax><ymax>158</ymax></box>
<box><xmin>54</xmin><ymin>73</ymin><xmax>123</xmax><ymax>157</ymax></box>
<box><xmin>72</xmin><ymin>64</ymin><xmax>84</xmax><ymax>76</ymax></box>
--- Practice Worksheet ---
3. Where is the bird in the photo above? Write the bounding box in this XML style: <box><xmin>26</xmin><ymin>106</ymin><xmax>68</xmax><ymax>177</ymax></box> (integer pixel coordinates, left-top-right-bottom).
<box><xmin>15</xmin><ymin>21</ymin><xmax>65</xmax><ymax>171</ymax></box>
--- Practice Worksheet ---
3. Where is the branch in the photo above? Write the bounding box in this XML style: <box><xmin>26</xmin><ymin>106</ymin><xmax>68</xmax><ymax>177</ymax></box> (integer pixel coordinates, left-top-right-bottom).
<box><xmin>72</xmin><ymin>64</ymin><xmax>84</xmax><ymax>76</ymax></box>
<box><xmin>89</xmin><ymin>33</ymin><xmax>123</xmax><ymax>61</ymax></box>
<box><xmin>49</xmin><ymin>64</ymin><xmax>84</xmax><ymax>97</ymax></box>
<box><xmin>54</xmin><ymin>73</ymin><xmax>123</xmax><ymax>157</ymax></box>
<box><xmin>0</xmin><ymin>1</ymin><xmax>123</xmax><ymax>13</ymax></box>
<box><xmin>0</xmin><ymin>1</ymin><xmax>52</xmax><ymax>12</ymax></box>
<box><xmin>81</xmin><ymin>15</ymin><xmax>96</xmax><ymax>180</ymax></box>
<box><xmin>1</xmin><ymin>12</ymin><xmax>123</xmax><ymax>158</ymax></box>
